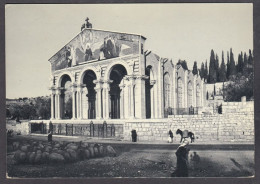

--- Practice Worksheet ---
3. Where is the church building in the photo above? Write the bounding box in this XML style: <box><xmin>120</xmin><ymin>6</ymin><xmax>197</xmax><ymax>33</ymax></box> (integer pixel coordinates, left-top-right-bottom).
<box><xmin>48</xmin><ymin>22</ymin><xmax>206</xmax><ymax>122</ymax></box>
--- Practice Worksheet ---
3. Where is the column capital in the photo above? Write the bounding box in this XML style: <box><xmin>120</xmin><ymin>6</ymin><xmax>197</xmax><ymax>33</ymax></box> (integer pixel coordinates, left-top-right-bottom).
<box><xmin>124</xmin><ymin>75</ymin><xmax>136</xmax><ymax>81</ymax></box>
<box><xmin>150</xmin><ymin>80</ymin><xmax>156</xmax><ymax>86</ymax></box>
<box><xmin>103</xmin><ymin>80</ymin><xmax>113</xmax><ymax>84</ymax></box>
<box><xmin>55</xmin><ymin>90</ymin><xmax>61</xmax><ymax>95</ymax></box>
<box><xmin>77</xmin><ymin>84</ymin><xmax>85</xmax><ymax>92</ymax></box>
<box><xmin>119</xmin><ymin>84</ymin><xmax>126</xmax><ymax>89</ymax></box>
<box><xmin>136</xmin><ymin>75</ymin><xmax>149</xmax><ymax>81</ymax></box>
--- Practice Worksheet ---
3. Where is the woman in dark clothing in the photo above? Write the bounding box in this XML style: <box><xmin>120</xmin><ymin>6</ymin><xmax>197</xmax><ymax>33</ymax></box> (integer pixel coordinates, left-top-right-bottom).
<box><xmin>168</xmin><ymin>130</ymin><xmax>173</xmax><ymax>143</ymax></box>
<box><xmin>172</xmin><ymin>140</ymin><xmax>190</xmax><ymax>177</ymax></box>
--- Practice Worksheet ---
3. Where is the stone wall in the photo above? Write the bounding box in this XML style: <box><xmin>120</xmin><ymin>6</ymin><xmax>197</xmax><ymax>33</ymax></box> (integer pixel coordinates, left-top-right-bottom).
<box><xmin>124</xmin><ymin>101</ymin><xmax>254</xmax><ymax>143</ymax></box>
<box><xmin>6</xmin><ymin>121</ymin><xmax>30</xmax><ymax>135</ymax></box>
<box><xmin>11</xmin><ymin>101</ymin><xmax>254</xmax><ymax>143</ymax></box>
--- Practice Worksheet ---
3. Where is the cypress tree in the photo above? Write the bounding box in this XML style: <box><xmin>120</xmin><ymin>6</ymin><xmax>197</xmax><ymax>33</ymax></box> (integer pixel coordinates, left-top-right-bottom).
<box><xmin>215</xmin><ymin>54</ymin><xmax>219</xmax><ymax>82</ymax></box>
<box><xmin>192</xmin><ymin>61</ymin><xmax>198</xmax><ymax>75</ymax></box>
<box><xmin>219</xmin><ymin>51</ymin><xmax>227</xmax><ymax>82</ymax></box>
<box><xmin>226</xmin><ymin>51</ymin><xmax>230</xmax><ymax>79</ymax></box>
<box><xmin>209</xmin><ymin>49</ymin><xmax>217</xmax><ymax>83</ymax></box>
<box><xmin>177</xmin><ymin>59</ymin><xmax>189</xmax><ymax>70</ymax></box>
<box><xmin>248</xmin><ymin>49</ymin><xmax>253</xmax><ymax>73</ymax></box>
<box><xmin>205</xmin><ymin>60</ymin><xmax>208</xmax><ymax>82</ymax></box>
<box><xmin>200</xmin><ymin>62</ymin><xmax>205</xmax><ymax>79</ymax></box>
<box><xmin>229</xmin><ymin>48</ymin><xmax>236</xmax><ymax>77</ymax></box>
<box><xmin>243</xmin><ymin>52</ymin><xmax>248</xmax><ymax>75</ymax></box>
<box><xmin>237</xmin><ymin>52</ymin><xmax>243</xmax><ymax>74</ymax></box>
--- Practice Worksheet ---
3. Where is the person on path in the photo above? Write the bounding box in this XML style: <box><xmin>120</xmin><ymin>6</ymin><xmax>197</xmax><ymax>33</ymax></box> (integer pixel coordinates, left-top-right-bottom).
<box><xmin>172</xmin><ymin>140</ymin><xmax>190</xmax><ymax>177</ymax></box>
<box><xmin>168</xmin><ymin>130</ymin><xmax>173</xmax><ymax>143</ymax></box>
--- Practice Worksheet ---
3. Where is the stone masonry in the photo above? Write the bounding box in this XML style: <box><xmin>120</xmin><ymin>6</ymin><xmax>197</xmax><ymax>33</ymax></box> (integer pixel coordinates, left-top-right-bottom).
<box><xmin>124</xmin><ymin>101</ymin><xmax>254</xmax><ymax>143</ymax></box>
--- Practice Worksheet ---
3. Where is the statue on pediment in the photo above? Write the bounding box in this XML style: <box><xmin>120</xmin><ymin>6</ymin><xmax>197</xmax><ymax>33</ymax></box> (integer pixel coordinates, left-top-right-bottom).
<box><xmin>81</xmin><ymin>17</ymin><xmax>92</xmax><ymax>31</ymax></box>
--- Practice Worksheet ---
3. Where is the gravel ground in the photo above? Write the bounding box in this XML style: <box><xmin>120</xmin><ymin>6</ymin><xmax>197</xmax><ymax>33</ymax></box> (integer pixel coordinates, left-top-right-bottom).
<box><xmin>6</xmin><ymin>136</ymin><xmax>254</xmax><ymax>178</ymax></box>
<box><xmin>7</xmin><ymin>149</ymin><xmax>254</xmax><ymax>178</ymax></box>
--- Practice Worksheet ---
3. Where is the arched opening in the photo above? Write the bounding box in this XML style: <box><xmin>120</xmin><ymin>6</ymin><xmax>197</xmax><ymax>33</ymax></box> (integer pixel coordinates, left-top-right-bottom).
<box><xmin>163</xmin><ymin>72</ymin><xmax>171</xmax><ymax>109</ymax></box>
<box><xmin>60</xmin><ymin>74</ymin><xmax>72</xmax><ymax>119</ymax></box>
<box><xmin>109</xmin><ymin>64</ymin><xmax>127</xmax><ymax>119</ymax></box>
<box><xmin>196</xmin><ymin>84</ymin><xmax>201</xmax><ymax>107</ymax></box>
<box><xmin>177</xmin><ymin>77</ymin><xmax>183</xmax><ymax>108</ymax></box>
<box><xmin>82</xmin><ymin>70</ymin><xmax>97</xmax><ymax>119</ymax></box>
<box><xmin>187</xmin><ymin>81</ymin><xmax>193</xmax><ymax>107</ymax></box>
<box><xmin>145</xmin><ymin>66</ymin><xmax>152</xmax><ymax>118</ymax></box>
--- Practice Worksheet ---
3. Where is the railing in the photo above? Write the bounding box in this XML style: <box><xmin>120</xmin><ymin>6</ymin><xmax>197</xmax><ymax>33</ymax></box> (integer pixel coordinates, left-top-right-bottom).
<box><xmin>164</xmin><ymin>107</ymin><xmax>199</xmax><ymax>117</ymax></box>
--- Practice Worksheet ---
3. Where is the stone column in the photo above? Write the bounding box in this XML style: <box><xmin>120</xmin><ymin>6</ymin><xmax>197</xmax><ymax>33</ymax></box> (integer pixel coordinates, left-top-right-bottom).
<box><xmin>150</xmin><ymin>80</ymin><xmax>156</xmax><ymax>119</ymax></box>
<box><xmin>172</xmin><ymin>67</ymin><xmax>176</xmax><ymax>109</ymax></box>
<box><xmin>119</xmin><ymin>81</ymin><xmax>126</xmax><ymax>119</ymax></box>
<box><xmin>184</xmin><ymin>71</ymin><xmax>188</xmax><ymax>108</ymax></box>
<box><xmin>82</xmin><ymin>87</ymin><xmax>88</xmax><ymax>119</ymax></box>
<box><xmin>126</xmin><ymin>76</ymin><xmax>136</xmax><ymax>119</ymax></box>
<box><xmin>94</xmin><ymin>80</ymin><xmax>103</xmax><ymax>119</ymax></box>
<box><xmin>56</xmin><ymin>89</ymin><xmax>61</xmax><ymax>119</ymax></box>
<box><xmin>193</xmin><ymin>77</ymin><xmax>197</xmax><ymax>107</ymax></box>
<box><xmin>77</xmin><ymin>86</ymin><xmax>83</xmax><ymax>119</ymax></box>
<box><xmin>157</xmin><ymin>59</ymin><xmax>164</xmax><ymax>118</ymax></box>
<box><xmin>135</xmin><ymin>75</ymin><xmax>147</xmax><ymax>119</ymax></box>
<box><xmin>103</xmin><ymin>80</ymin><xmax>112</xmax><ymax>119</ymax></box>
<box><xmin>51</xmin><ymin>90</ymin><xmax>55</xmax><ymax>120</ymax></box>
<box><xmin>71</xmin><ymin>86</ymin><xmax>76</xmax><ymax>119</ymax></box>
<box><xmin>76</xmin><ymin>91</ymin><xmax>79</xmax><ymax>119</ymax></box>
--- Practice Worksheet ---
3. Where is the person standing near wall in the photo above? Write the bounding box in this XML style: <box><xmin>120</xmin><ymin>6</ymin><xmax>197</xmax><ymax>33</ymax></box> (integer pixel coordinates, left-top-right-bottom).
<box><xmin>168</xmin><ymin>130</ymin><xmax>173</xmax><ymax>143</ymax></box>
<box><xmin>171</xmin><ymin>140</ymin><xmax>190</xmax><ymax>177</ymax></box>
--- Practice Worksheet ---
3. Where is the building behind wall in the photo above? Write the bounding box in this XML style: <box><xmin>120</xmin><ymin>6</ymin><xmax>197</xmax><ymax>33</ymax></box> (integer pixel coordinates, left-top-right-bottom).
<box><xmin>15</xmin><ymin>25</ymin><xmax>253</xmax><ymax>143</ymax></box>
<box><xmin>48</xmin><ymin>27</ymin><xmax>206</xmax><ymax>122</ymax></box>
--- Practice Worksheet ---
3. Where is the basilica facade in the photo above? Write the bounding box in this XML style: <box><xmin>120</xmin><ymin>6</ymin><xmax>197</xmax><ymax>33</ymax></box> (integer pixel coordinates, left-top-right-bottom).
<box><xmin>48</xmin><ymin>28</ymin><xmax>206</xmax><ymax>121</ymax></box>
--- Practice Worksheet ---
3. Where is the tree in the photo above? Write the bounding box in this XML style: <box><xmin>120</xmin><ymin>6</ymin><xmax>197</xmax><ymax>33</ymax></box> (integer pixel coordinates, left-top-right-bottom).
<box><xmin>219</xmin><ymin>51</ymin><xmax>227</xmax><ymax>82</ymax></box>
<box><xmin>205</xmin><ymin>60</ymin><xmax>208</xmax><ymax>82</ymax></box>
<box><xmin>200</xmin><ymin>62</ymin><xmax>205</xmax><ymax>79</ymax></box>
<box><xmin>237</xmin><ymin>52</ymin><xmax>244</xmax><ymax>74</ymax></box>
<box><xmin>215</xmin><ymin>54</ymin><xmax>219</xmax><ymax>82</ymax></box>
<box><xmin>177</xmin><ymin>60</ymin><xmax>189</xmax><ymax>70</ymax></box>
<box><xmin>226</xmin><ymin>51</ymin><xmax>230</xmax><ymax>79</ymax></box>
<box><xmin>243</xmin><ymin>52</ymin><xmax>248</xmax><ymax>75</ymax></box>
<box><xmin>229</xmin><ymin>48</ymin><xmax>236</xmax><ymax>78</ymax></box>
<box><xmin>248</xmin><ymin>49</ymin><xmax>253</xmax><ymax>73</ymax></box>
<box><xmin>6</xmin><ymin>108</ymin><xmax>11</xmax><ymax>118</ymax></box>
<box><xmin>214</xmin><ymin>84</ymin><xmax>216</xmax><ymax>96</ymax></box>
<box><xmin>209</xmin><ymin>49</ymin><xmax>217</xmax><ymax>83</ymax></box>
<box><xmin>223</xmin><ymin>72</ymin><xmax>253</xmax><ymax>101</ymax></box>
<box><xmin>192</xmin><ymin>61</ymin><xmax>198</xmax><ymax>75</ymax></box>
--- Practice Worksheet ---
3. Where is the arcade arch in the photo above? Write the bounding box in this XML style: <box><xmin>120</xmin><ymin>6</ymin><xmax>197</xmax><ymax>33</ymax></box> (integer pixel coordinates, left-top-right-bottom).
<box><xmin>177</xmin><ymin>77</ymin><xmax>184</xmax><ymax>108</ymax></box>
<box><xmin>187</xmin><ymin>81</ymin><xmax>193</xmax><ymax>107</ymax></box>
<box><xmin>109</xmin><ymin>64</ymin><xmax>127</xmax><ymax>119</ymax></box>
<box><xmin>82</xmin><ymin>70</ymin><xmax>97</xmax><ymax>119</ymax></box>
<box><xmin>60</xmin><ymin>74</ymin><xmax>72</xmax><ymax>119</ymax></box>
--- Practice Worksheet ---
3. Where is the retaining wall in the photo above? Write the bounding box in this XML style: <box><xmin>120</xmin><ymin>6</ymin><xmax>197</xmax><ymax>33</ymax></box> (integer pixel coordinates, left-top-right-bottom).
<box><xmin>124</xmin><ymin>101</ymin><xmax>254</xmax><ymax>143</ymax></box>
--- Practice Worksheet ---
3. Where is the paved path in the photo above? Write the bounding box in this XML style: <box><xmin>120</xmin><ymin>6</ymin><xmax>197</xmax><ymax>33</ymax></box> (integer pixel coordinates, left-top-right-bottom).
<box><xmin>14</xmin><ymin>134</ymin><xmax>254</xmax><ymax>150</ymax></box>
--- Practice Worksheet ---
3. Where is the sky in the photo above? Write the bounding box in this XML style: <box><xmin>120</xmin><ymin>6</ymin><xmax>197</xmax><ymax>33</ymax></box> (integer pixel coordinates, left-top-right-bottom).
<box><xmin>5</xmin><ymin>3</ymin><xmax>253</xmax><ymax>99</ymax></box>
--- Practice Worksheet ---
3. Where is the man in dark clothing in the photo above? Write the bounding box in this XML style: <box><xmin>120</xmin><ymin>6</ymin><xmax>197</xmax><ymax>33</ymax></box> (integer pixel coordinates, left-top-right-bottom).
<box><xmin>48</xmin><ymin>121</ymin><xmax>54</xmax><ymax>142</ymax></box>
<box><xmin>58</xmin><ymin>123</ymin><xmax>62</xmax><ymax>135</ymax></box>
<box><xmin>131</xmin><ymin>130</ymin><xmax>137</xmax><ymax>142</ymax></box>
<box><xmin>48</xmin><ymin>131</ymin><xmax>52</xmax><ymax>142</ymax></box>
<box><xmin>172</xmin><ymin>140</ymin><xmax>190</xmax><ymax>177</ymax></box>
